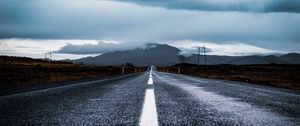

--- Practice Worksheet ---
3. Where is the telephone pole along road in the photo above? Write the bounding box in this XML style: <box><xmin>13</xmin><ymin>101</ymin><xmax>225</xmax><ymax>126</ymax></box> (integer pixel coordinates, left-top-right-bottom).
<box><xmin>1</xmin><ymin>66</ymin><xmax>300</xmax><ymax>125</ymax></box>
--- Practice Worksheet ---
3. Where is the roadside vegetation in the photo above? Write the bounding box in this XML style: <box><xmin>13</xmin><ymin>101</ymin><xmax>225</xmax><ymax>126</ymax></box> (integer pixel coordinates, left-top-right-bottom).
<box><xmin>0</xmin><ymin>56</ymin><xmax>147</xmax><ymax>92</ymax></box>
<box><xmin>157</xmin><ymin>63</ymin><xmax>300</xmax><ymax>90</ymax></box>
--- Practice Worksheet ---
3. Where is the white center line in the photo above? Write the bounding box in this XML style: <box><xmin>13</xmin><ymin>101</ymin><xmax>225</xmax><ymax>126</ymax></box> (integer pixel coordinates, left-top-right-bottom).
<box><xmin>147</xmin><ymin>77</ymin><xmax>153</xmax><ymax>85</ymax></box>
<box><xmin>140</xmin><ymin>66</ymin><xmax>159</xmax><ymax>126</ymax></box>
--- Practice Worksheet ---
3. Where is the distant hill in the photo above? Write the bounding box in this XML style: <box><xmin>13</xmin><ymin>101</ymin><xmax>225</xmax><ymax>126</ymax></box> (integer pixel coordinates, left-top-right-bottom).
<box><xmin>279</xmin><ymin>53</ymin><xmax>300</xmax><ymax>64</ymax></box>
<box><xmin>179</xmin><ymin>54</ymin><xmax>238</xmax><ymax>65</ymax></box>
<box><xmin>73</xmin><ymin>44</ymin><xmax>300</xmax><ymax>66</ymax></box>
<box><xmin>225</xmin><ymin>55</ymin><xmax>286</xmax><ymax>65</ymax></box>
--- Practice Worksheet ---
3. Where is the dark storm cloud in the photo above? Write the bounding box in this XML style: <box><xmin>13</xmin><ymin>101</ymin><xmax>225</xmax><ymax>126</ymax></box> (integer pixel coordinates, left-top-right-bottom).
<box><xmin>55</xmin><ymin>42</ymin><xmax>145</xmax><ymax>54</ymax></box>
<box><xmin>116</xmin><ymin>0</ymin><xmax>300</xmax><ymax>13</ymax></box>
<box><xmin>0</xmin><ymin>0</ymin><xmax>300</xmax><ymax>53</ymax></box>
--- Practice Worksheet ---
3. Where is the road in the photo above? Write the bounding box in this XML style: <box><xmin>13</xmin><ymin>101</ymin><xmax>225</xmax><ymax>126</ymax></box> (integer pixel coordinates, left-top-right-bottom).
<box><xmin>1</xmin><ymin>67</ymin><xmax>300</xmax><ymax>125</ymax></box>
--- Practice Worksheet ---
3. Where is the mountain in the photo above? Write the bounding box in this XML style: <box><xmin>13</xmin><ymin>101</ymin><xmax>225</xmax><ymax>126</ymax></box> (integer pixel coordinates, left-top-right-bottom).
<box><xmin>73</xmin><ymin>44</ymin><xmax>181</xmax><ymax>66</ymax></box>
<box><xmin>73</xmin><ymin>44</ymin><xmax>300</xmax><ymax>66</ymax></box>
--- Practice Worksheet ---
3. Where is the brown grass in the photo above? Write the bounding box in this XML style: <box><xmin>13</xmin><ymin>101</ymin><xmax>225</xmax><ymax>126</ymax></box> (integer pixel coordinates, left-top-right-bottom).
<box><xmin>157</xmin><ymin>63</ymin><xmax>300</xmax><ymax>90</ymax></box>
<box><xmin>0</xmin><ymin>56</ymin><xmax>147</xmax><ymax>90</ymax></box>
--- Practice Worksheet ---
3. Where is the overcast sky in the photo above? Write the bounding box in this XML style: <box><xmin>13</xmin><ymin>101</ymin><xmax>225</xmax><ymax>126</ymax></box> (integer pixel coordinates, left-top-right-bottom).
<box><xmin>0</xmin><ymin>0</ymin><xmax>299</xmax><ymax>59</ymax></box>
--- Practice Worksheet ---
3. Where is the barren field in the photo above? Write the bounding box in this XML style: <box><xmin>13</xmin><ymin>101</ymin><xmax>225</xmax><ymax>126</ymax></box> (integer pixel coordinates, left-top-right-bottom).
<box><xmin>0</xmin><ymin>56</ymin><xmax>147</xmax><ymax>94</ymax></box>
<box><xmin>157</xmin><ymin>63</ymin><xmax>300</xmax><ymax>90</ymax></box>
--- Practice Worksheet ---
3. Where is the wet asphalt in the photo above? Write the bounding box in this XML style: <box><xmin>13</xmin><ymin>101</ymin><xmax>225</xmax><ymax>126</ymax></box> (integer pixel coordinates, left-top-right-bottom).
<box><xmin>1</xmin><ymin>70</ymin><xmax>300</xmax><ymax>126</ymax></box>
<box><xmin>0</xmin><ymin>73</ymin><xmax>147</xmax><ymax>126</ymax></box>
<box><xmin>153</xmin><ymin>72</ymin><xmax>300</xmax><ymax>126</ymax></box>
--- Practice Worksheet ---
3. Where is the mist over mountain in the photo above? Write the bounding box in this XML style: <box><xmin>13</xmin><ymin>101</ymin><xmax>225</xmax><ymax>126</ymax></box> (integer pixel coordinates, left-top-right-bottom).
<box><xmin>73</xmin><ymin>44</ymin><xmax>300</xmax><ymax>66</ymax></box>
<box><xmin>73</xmin><ymin>44</ymin><xmax>180</xmax><ymax>66</ymax></box>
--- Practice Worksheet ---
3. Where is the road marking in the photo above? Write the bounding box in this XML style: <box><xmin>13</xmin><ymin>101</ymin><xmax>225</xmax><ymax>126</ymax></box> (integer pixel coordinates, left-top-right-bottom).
<box><xmin>140</xmin><ymin>89</ymin><xmax>158</xmax><ymax>126</ymax></box>
<box><xmin>147</xmin><ymin>77</ymin><xmax>153</xmax><ymax>85</ymax></box>
<box><xmin>140</xmin><ymin>66</ymin><xmax>158</xmax><ymax>126</ymax></box>
<box><xmin>148</xmin><ymin>66</ymin><xmax>153</xmax><ymax>85</ymax></box>
<box><xmin>149</xmin><ymin>66</ymin><xmax>153</xmax><ymax>78</ymax></box>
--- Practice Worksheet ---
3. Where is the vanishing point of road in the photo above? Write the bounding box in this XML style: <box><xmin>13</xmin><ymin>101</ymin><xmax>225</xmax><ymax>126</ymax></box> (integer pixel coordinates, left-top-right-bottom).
<box><xmin>1</xmin><ymin>66</ymin><xmax>300</xmax><ymax>126</ymax></box>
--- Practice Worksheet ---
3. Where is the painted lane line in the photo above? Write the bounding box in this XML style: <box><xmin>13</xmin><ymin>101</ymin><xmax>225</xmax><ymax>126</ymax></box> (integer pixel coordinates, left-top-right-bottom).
<box><xmin>148</xmin><ymin>66</ymin><xmax>153</xmax><ymax>85</ymax></box>
<box><xmin>140</xmin><ymin>66</ymin><xmax>158</xmax><ymax>126</ymax></box>
<box><xmin>149</xmin><ymin>66</ymin><xmax>153</xmax><ymax>78</ymax></box>
<box><xmin>140</xmin><ymin>89</ymin><xmax>158</xmax><ymax>126</ymax></box>
<box><xmin>147</xmin><ymin>77</ymin><xmax>153</xmax><ymax>85</ymax></box>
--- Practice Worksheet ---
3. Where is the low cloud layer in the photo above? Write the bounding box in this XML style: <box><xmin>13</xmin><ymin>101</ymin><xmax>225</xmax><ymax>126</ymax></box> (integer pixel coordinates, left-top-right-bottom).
<box><xmin>1</xmin><ymin>38</ymin><xmax>282</xmax><ymax>60</ymax></box>
<box><xmin>55</xmin><ymin>40</ymin><xmax>280</xmax><ymax>56</ymax></box>
<box><xmin>0</xmin><ymin>38</ymin><xmax>100</xmax><ymax>60</ymax></box>
<box><xmin>168</xmin><ymin>40</ymin><xmax>280</xmax><ymax>56</ymax></box>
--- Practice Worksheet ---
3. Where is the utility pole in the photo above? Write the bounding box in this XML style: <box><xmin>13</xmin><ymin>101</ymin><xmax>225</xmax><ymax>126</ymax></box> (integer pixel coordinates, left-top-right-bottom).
<box><xmin>43</xmin><ymin>51</ymin><xmax>53</xmax><ymax>61</ymax></box>
<box><xmin>49</xmin><ymin>52</ymin><xmax>52</xmax><ymax>61</ymax></box>
<box><xmin>197</xmin><ymin>47</ymin><xmax>201</xmax><ymax>65</ymax></box>
<box><xmin>44</xmin><ymin>53</ymin><xmax>47</xmax><ymax>60</ymax></box>
<box><xmin>0</xmin><ymin>42</ymin><xmax>6</xmax><ymax>55</ymax></box>
<box><xmin>1</xmin><ymin>41</ymin><xmax>13</xmax><ymax>55</ymax></box>
<box><xmin>204</xmin><ymin>45</ymin><xmax>206</xmax><ymax>65</ymax></box>
<box><xmin>197</xmin><ymin>44</ymin><xmax>208</xmax><ymax>65</ymax></box>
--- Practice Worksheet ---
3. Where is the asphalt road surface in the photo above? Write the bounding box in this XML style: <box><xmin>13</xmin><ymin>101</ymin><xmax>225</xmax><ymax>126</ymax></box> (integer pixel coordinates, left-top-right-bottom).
<box><xmin>1</xmin><ymin>67</ymin><xmax>300</xmax><ymax>126</ymax></box>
